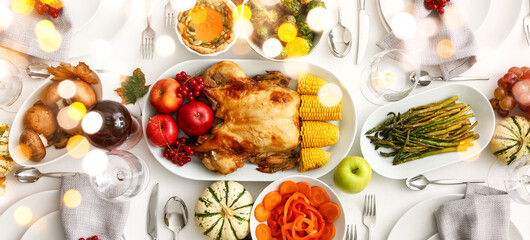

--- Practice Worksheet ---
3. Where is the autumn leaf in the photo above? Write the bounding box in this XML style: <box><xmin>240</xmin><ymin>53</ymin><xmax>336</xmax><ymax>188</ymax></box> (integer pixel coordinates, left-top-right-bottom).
<box><xmin>115</xmin><ymin>68</ymin><xmax>150</xmax><ymax>105</ymax></box>
<box><xmin>47</xmin><ymin>62</ymin><xmax>99</xmax><ymax>84</ymax></box>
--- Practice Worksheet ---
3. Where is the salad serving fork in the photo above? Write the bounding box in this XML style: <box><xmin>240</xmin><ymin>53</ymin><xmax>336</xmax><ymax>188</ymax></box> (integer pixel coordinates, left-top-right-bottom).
<box><xmin>524</xmin><ymin>0</ymin><xmax>530</xmax><ymax>46</ymax></box>
<box><xmin>165</xmin><ymin>0</ymin><xmax>177</xmax><ymax>30</ymax></box>
<box><xmin>142</xmin><ymin>0</ymin><xmax>156</xmax><ymax>60</ymax></box>
<box><xmin>362</xmin><ymin>194</ymin><xmax>376</xmax><ymax>240</ymax></box>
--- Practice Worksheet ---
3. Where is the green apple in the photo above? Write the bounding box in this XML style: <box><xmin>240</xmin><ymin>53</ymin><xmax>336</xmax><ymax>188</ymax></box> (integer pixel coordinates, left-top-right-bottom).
<box><xmin>333</xmin><ymin>156</ymin><xmax>372</xmax><ymax>194</ymax></box>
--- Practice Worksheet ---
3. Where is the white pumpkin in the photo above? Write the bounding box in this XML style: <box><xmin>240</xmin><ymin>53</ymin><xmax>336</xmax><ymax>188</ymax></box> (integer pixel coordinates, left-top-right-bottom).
<box><xmin>0</xmin><ymin>121</ymin><xmax>14</xmax><ymax>178</ymax></box>
<box><xmin>491</xmin><ymin>115</ymin><xmax>530</xmax><ymax>164</ymax></box>
<box><xmin>195</xmin><ymin>181</ymin><xmax>254</xmax><ymax>240</ymax></box>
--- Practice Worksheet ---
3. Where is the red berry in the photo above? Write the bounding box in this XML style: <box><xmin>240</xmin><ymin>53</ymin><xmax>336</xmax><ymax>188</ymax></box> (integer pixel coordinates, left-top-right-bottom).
<box><xmin>188</xmin><ymin>150</ymin><xmax>194</xmax><ymax>155</ymax></box>
<box><xmin>43</xmin><ymin>5</ymin><xmax>49</xmax><ymax>12</ymax></box>
<box><xmin>196</xmin><ymin>85</ymin><xmax>203</xmax><ymax>90</ymax></box>
<box><xmin>190</xmin><ymin>79</ymin><xmax>197</xmax><ymax>86</ymax></box>
<box><xmin>52</xmin><ymin>13</ymin><xmax>58</xmax><ymax>18</ymax></box>
<box><xmin>194</xmin><ymin>91</ymin><xmax>201</xmax><ymax>96</ymax></box>
<box><xmin>79</xmin><ymin>238</ymin><xmax>85</xmax><ymax>240</ymax></box>
<box><xmin>188</xmin><ymin>96</ymin><xmax>195</xmax><ymax>101</ymax></box>
<box><xmin>93</xmin><ymin>236</ymin><xmax>98</xmax><ymax>240</ymax></box>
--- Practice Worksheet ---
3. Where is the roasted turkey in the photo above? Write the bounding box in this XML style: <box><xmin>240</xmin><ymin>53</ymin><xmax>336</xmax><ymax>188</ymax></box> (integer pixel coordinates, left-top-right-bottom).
<box><xmin>194</xmin><ymin>61</ymin><xmax>300</xmax><ymax>175</ymax></box>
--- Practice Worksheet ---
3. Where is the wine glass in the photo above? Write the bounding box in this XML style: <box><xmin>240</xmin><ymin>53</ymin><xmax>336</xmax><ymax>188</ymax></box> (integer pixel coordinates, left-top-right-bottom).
<box><xmin>0</xmin><ymin>57</ymin><xmax>23</xmax><ymax>111</ymax></box>
<box><xmin>488</xmin><ymin>156</ymin><xmax>530</xmax><ymax>204</ymax></box>
<box><xmin>86</xmin><ymin>150</ymin><xmax>149</xmax><ymax>201</ymax></box>
<box><xmin>82</xmin><ymin>100</ymin><xmax>142</xmax><ymax>151</ymax></box>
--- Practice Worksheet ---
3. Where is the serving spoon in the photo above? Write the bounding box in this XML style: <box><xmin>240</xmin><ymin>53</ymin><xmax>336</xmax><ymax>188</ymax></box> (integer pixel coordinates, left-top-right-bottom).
<box><xmin>14</xmin><ymin>167</ymin><xmax>76</xmax><ymax>183</ymax></box>
<box><xmin>164</xmin><ymin>196</ymin><xmax>188</xmax><ymax>240</ymax></box>
<box><xmin>26</xmin><ymin>62</ymin><xmax>109</xmax><ymax>79</ymax></box>
<box><xmin>405</xmin><ymin>174</ymin><xmax>485</xmax><ymax>191</ymax></box>
<box><xmin>327</xmin><ymin>0</ymin><xmax>352</xmax><ymax>58</ymax></box>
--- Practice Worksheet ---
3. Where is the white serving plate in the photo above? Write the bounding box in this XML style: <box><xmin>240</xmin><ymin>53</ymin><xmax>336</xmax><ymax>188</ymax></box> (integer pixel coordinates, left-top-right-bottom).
<box><xmin>8</xmin><ymin>76</ymin><xmax>103</xmax><ymax>167</ymax></box>
<box><xmin>360</xmin><ymin>84</ymin><xmax>495</xmax><ymax>179</ymax></box>
<box><xmin>21</xmin><ymin>211</ymin><xmax>65</xmax><ymax>240</ymax></box>
<box><xmin>67</xmin><ymin>0</ymin><xmax>102</xmax><ymax>33</ymax></box>
<box><xmin>250</xmin><ymin>175</ymin><xmax>346</xmax><ymax>240</ymax></box>
<box><xmin>387</xmin><ymin>194</ymin><xmax>523</xmax><ymax>240</ymax></box>
<box><xmin>142</xmin><ymin>59</ymin><xmax>356</xmax><ymax>181</ymax></box>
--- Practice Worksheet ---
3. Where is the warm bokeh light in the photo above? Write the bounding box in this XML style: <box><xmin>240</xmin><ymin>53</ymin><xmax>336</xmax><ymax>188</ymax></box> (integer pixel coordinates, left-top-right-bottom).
<box><xmin>383</xmin><ymin>0</ymin><xmax>406</xmax><ymax>16</ymax></box>
<box><xmin>57</xmin><ymin>107</ymin><xmax>80</xmax><ymax>131</ymax></box>
<box><xmin>282</xmin><ymin>62</ymin><xmax>310</xmax><ymax>80</ymax></box>
<box><xmin>35</xmin><ymin>20</ymin><xmax>62</xmax><ymax>52</ymax></box>
<box><xmin>81</xmin><ymin>111</ymin><xmax>103</xmax><ymax>134</ymax></box>
<box><xmin>10</xmin><ymin>0</ymin><xmax>33</xmax><ymax>15</ymax></box>
<box><xmin>66</xmin><ymin>135</ymin><xmax>90</xmax><ymax>158</ymax></box>
<box><xmin>91</xmin><ymin>39</ymin><xmax>111</xmax><ymax>59</ymax></box>
<box><xmin>170</xmin><ymin>0</ymin><xmax>196</xmax><ymax>12</ymax></box>
<box><xmin>278</xmin><ymin>22</ymin><xmax>297</xmax><ymax>43</ymax></box>
<box><xmin>57</xmin><ymin>80</ymin><xmax>76</xmax><ymax>99</ymax></box>
<box><xmin>306</xmin><ymin>7</ymin><xmax>326</xmax><ymax>32</ymax></box>
<box><xmin>156</xmin><ymin>35</ymin><xmax>176</xmax><ymax>57</ymax></box>
<box><xmin>82</xmin><ymin>149</ymin><xmax>108</xmax><ymax>176</ymax></box>
<box><xmin>14</xmin><ymin>206</ymin><xmax>32</xmax><ymax>225</ymax></box>
<box><xmin>241</xmin><ymin>19</ymin><xmax>254</xmax><ymax>39</ymax></box>
<box><xmin>236</xmin><ymin>4</ymin><xmax>251</xmax><ymax>21</ymax></box>
<box><xmin>63</xmin><ymin>189</ymin><xmax>82</xmax><ymax>208</ymax></box>
<box><xmin>391</xmin><ymin>12</ymin><xmax>416</xmax><ymax>40</ymax></box>
<box><xmin>67</xmin><ymin>102</ymin><xmax>86</xmax><ymax>121</ymax></box>
<box><xmin>14</xmin><ymin>144</ymin><xmax>31</xmax><ymax>162</ymax></box>
<box><xmin>0</xmin><ymin>7</ymin><xmax>14</xmax><ymax>30</ymax></box>
<box><xmin>261</xmin><ymin>0</ymin><xmax>280</xmax><ymax>6</ymax></box>
<box><xmin>418</xmin><ymin>17</ymin><xmax>440</xmax><ymax>38</ymax></box>
<box><xmin>285</xmin><ymin>37</ymin><xmax>310</xmax><ymax>58</ymax></box>
<box><xmin>190</xmin><ymin>6</ymin><xmax>207</xmax><ymax>25</ymax></box>
<box><xmin>378</xmin><ymin>70</ymin><xmax>397</xmax><ymax>88</ymax></box>
<box><xmin>262</xmin><ymin>38</ymin><xmax>283</xmax><ymax>58</ymax></box>
<box><xmin>318</xmin><ymin>83</ymin><xmax>342</xmax><ymax>107</ymax></box>
<box><xmin>443</xmin><ymin>5</ymin><xmax>466</xmax><ymax>29</ymax></box>
<box><xmin>436</xmin><ymin>39</ymin><xmax>455</xmax><ymax>59</ymax></box>
<box><xmin>0</xmin><ymin>60</ymin><xmax>10</xmax><ymax>79</ymax></box>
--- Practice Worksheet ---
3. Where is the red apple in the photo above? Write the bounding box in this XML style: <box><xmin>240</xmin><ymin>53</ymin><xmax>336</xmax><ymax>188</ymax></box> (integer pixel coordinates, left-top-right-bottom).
<box><xmin>149</xmin><ymin>78</ymin><xmax>183</xmax><ymax>113</ymax></box>
<box><xmin>177</xmin><ymin>101</ymin><xmax>213</xmax><ymax>136</ymax></box>
<box><xmin>146</xmin><ymin>114</ymin><xmax>179</xmax><ymax>147</ymax></box>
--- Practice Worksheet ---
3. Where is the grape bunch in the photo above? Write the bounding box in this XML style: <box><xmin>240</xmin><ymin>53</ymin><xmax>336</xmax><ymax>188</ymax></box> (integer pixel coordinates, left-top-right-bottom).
<box><xmin>163</xmin><ymin>137</ymin><xmax>194</xmax><ymax>166</ymax></box>
<box><xmin>34</xmin><ymin>0</ymin><xmax>61</xmax><ymax>18</ymax></box>
<box><xmin>424</xmin><ymin>0</ymin><xmax>450</xmax><ymax>14</ymax></box>
<box><xmin>490</xmin><ymin>66</ymin><xmax>530</xmax><ymax>117</ymax></box>
<box><xmin>175</xmin><ymin>71</ymin><xmax>204</xmax><ymax>102</ymax></box>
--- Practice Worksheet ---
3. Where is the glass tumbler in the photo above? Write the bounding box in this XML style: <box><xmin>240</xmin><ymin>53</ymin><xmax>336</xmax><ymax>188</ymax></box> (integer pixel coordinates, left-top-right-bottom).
<box><xmin>0</xmin><ymin>57</ymin><xmax>23</xmax><ymax>110</ymax></box>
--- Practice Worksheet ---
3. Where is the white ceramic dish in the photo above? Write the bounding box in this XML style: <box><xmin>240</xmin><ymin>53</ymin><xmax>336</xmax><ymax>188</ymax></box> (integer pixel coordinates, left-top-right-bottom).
<box><xmin>360</xmin><ymin>84</ymin><xmax>495</xmax><ymax>179</ymax></box>
<box><xmin>8</xmin><ymin>76</ymin><xmax>103</xmax><ymax>167</ymax></box>
<box><xmin>249</xmin><ymin>175</ymin><xmax>346</xmax><ymax>240</ymax></box>
<box><xmin>379</xmin><ymin>0</ymin><xmax>523</xmax><ymax>49</ymax></box>
<box><xmin>142</xmin><ymin>59</ymin><xmax>356</xmax><ymax>181</ymax></box>
<box><xmin>67</xmin><ymin>0</ymin><xmax>102</xmax><ymax>33</ymax></box>
<box><xmin>387</xmin><ymin>194</ymin><xmax>523</xmax><ymax>240</ymax></box>
<box><xmin>21</xmin><ymin>211</ymin><xmax>65</xmax><ymax>240</ymax></box>
<box><xmin>175</xmin><ymin>0</ymin><xmax>239</xmax><ymax>57</ymax></box>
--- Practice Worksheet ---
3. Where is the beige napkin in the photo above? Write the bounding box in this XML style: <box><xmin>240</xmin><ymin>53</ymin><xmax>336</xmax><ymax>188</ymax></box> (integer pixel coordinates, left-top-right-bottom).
<box><xmin>0</xmin><ymin>2</ymin><xmax>73</xmax><ymax>61</ymax></box>
<box><xmin>434</xmin><ymin>183</ymin><xmax>510</xmax><ymax>240</ymax></box>
<box><xmin>60</xmin><ymin>174</ymin><xmax>129</xmax><ymax>240</ymax></box>
<box><xmin>377</xmin><ymin>0</ymin><xmax>477</xmax><ymax>80</ymax></box>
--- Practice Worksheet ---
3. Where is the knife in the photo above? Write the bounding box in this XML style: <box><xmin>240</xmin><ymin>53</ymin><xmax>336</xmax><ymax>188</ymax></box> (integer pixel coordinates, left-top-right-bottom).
<box><xmin>147</xmin><ymin>183</ymin><xmax>159</xmax><ymax>240</ymax></box>
<box><xmin>356</xmin><ymin>0</ymin><xmax>369</xmax><ymax>64</ymax></box>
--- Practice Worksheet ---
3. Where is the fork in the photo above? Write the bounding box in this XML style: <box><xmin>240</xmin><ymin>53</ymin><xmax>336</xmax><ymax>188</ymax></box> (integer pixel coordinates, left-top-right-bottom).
<box><xmin>164</xmin><ymin>0</ymin><xmax>177</xmax><ymax>29</ymax></box>
<box><xmin>345</xmin><ymin>224</ymin><xmax>357</xmax><ymax>240</ymax></box>
<box><xmin>523</xmin><ymin>1</ymin><xmax>530</xmax><ymax>46</ymax></box>
<box><xmin>142</xmin><ymin>0</ymin><xmax>156</xmax><ymax>59</ymax></box>
<box><xmin>362</xmin><ymin>194</ymin><xmax>376</xmax><ymax>240</ymax></box>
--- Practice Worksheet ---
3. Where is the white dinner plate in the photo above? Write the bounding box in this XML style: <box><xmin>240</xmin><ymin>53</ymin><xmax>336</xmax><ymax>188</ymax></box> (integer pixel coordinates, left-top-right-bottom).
<box><xmin>21</xmin><ymin>211</ymin><xmax>65</xmax><ymax>240</ymax></box>
<box><xmin>8</xmin><ymin>76</ymin><xmax>103</xmax><ymax>167</ymax></box>
<box><xmin>0</xmin><ymin>190</ymin><xmax>60</xmax><ymax>240</ymax></box>
<box><xmin>142</xmin><ymin>59</ymin><xmax>356</xmax><ymax>181</ymax></box>
<box><xmin>360</xmin><ymin>84</ymin><xmax>495</xmax><ymax>179</ymax></box>
<box><xmin>379</xmin><ymin>0</ymin><xmax>523</xmax><ymax>49</ymax></box>
<box><xmin>387</xmin><ymin>194</ymin><xmax>523</xmax><ymax>240</ymax></box>
<box><xmin>66</xmin><ymin>0</ymin><xmax>102</xmax><ymax>33</ymax></box>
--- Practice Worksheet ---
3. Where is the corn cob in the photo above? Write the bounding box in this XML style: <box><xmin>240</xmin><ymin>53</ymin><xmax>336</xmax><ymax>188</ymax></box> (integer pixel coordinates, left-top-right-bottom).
<box><xmin>299</xmin><ymin>148</ymin><xmax>331</xmax><ymax>172</ymax></box>
<box><xmin>301</xmin><ymin>121</ymin><xmax>339</xmax><ymax>147</ymax></box>
<box><xmin>297</xmin><ymin>73</ymin><xmax>327</xmax><ymax>95</ymax></box>
<box><xmin>300</xmin><ymin>95</ymin><xmax>342</xmax><ymax>121</ymax></box>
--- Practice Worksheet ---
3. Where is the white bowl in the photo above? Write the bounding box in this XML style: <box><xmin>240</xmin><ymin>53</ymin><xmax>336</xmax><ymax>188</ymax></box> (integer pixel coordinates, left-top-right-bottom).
<box><xmin>175</xmin><ymin>0</ymin><xmax>239</xmax><ymax>57</ymax></box>
<box><xmin>250</xmin><ymin>175</ymin><xmax>346</xmax><ymax>240</ymax></box>
<box><xmin>8</xmin><ymin>76</ymin><xmax>103</xmax><ymax>167</ymax></box>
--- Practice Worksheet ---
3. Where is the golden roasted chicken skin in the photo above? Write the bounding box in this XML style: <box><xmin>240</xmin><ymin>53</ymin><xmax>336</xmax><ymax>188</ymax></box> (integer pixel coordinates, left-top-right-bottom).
<box><xmin>195</xmin><ymin>61</ymin><xmax>300</xmax><ymax>175</ymax></box>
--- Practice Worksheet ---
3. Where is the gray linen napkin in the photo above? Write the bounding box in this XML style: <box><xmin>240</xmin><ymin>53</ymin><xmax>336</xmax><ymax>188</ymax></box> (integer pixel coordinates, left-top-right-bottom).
<box><xmin>60</xmin><ymin>174</ymin><xmax>129</xmax><ymax>240</ymax></box>
<box><xmin>434</xmin><ymin>183</ymin><xmax>510</xmax><ymax>240</ymax></box>
<box><xmin>0</xmin><ymin>3</ymin><xmax>73</xmax><ymax>61</ymax></box>
<box><xmin>377</xmin><ymin>0</ymin><xmax>477</xmax><ymax>80</ymax></box>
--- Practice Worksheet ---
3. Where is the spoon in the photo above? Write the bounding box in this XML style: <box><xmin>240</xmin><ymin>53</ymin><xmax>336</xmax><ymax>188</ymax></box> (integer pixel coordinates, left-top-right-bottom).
<box><xmin>405</xmin><ymin>174</ymin><xmax>485</xmax><ymax>191</ymax></box>
<box><xmin>411</xmin><ymin>70</ymin><xmax>490</xmax><ymax>87</ymax></box>
<box><xmin>327</xmin><ymin>0</ymin><xmax>352</xmax><ymax>58</ymax></box>
<box><xmin>26</xmin><ymin>62</ymin><xmax>109</xmax><ymax>79</ymax></box>
<box><xmin>14</xmin><ymin>167</ymin><xmax>77</xmax><ymax>183</ymax></box>
<box><xmin>164</xmin><ymin>196</ymin><xmax>188</xmax><ymax>240</ymax></box>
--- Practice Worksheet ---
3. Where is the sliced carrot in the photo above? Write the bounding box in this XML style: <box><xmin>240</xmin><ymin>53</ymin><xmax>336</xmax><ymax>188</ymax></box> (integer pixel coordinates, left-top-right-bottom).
<box><xmin>279</xmin><ymin>180</ymin><xmax>299</xmax><ymax>195</ymax></box>
<box><xmin>263</xmin><ymin>191</ymin><xmax>282</xmax><ymax>210</ymax></box>
<box><xmin>318</xmin><ymin>202</ymin><xmax>341</xmax><ymax>223</ymax></box>
<box><xmin>255</xmin><ymin>203</ymin><xmax>272</xmax><ymax>222</ymax></box>
<box><xmin>256</xmin><ymin>223</ymin><xmax>272</xmax><ymax>240</ymax></box>
<box><xmin>309</xmin><ymin>186</ymin><xmax>329</xmax><ymax>207</ymax></box>
<box><xmin>320</xmin><ymin>223</ymin><xmax>336</xmax><ymax>240</ymax></box>
<box><xmin>271</xmin><ymin>238</ymin><xmax>279</xmax><ymax>240</ymax></box>
<box><xmin>297</xmin><ymin>182</ymin><xmax>312</xmax><ymax>199</ymax></box>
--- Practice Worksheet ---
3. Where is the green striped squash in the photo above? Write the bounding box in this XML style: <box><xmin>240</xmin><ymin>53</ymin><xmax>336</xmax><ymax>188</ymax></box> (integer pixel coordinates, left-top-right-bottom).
<box><xmin>491</xmin><ymin>115</ymin><xmax>530</xmax><ymax>165</ymax></box>
<box><xmin>195</xmin><ymin>181</ymin><xmax>254</xmax><ymax>240</ymax></box>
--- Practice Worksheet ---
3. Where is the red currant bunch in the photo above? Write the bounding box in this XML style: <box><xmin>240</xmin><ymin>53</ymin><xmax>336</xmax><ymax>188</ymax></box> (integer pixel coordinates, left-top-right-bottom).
<box><xmin>163</xmin><ymin>137</ymin><xmax>194</xmax><ymax>166</ymax></box>
<box><xmin>34</xmin><ymin>0</ymin><xmax>61</xmax><ymax>18</ymax></box>
<box><xmin>79</xmin><ymin>235</ymin><xmax>98</xmax><ymax>240</ymax></box>
<box><xmin>424</xmin><ymin>0</ymin><xmax>450</xmax><ymax>14</ymax></box>
<box><xmin>175</xmin><ymin>71</ymin><xmax>205</xmax><ymax>102</ymax></box>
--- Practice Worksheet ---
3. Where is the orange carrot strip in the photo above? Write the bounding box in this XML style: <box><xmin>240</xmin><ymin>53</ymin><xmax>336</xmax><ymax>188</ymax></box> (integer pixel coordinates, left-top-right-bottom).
<box><xmin>279</xmin><ymin>180</ymin><xmax>299</xmax><ymax>195</ymax></box>
<box><xmin>320</xmin><ymin>223</ymin><xmax>336</xmax><ymax>240</ymax></box>
<box><xmin>309</xmin><ymin>186</ymin><xmax>329</xmax><ymax>208</ymax></box>
<box><xmin>264</xmin><ymin>191</ymin><xmax>282</xmax><ymax>210</ymax></box>
<box><xmin>318</xmin><ymin>202</ymin><xmax>341</xmax><ymax>223</ymax></box>
<box><xmin>297</xmin><ymin>182</ymin><xmax>311</xmax><ymax>199</ymax></box>
<box><xmin>255</xmin><ymin>203</ymin><xmax>272</xmax><ymax>222</ymax></box>
<box><xmin>256</xmin><ymin>223</ymin><xmax>272</xmax><ymax>240</ymax></box>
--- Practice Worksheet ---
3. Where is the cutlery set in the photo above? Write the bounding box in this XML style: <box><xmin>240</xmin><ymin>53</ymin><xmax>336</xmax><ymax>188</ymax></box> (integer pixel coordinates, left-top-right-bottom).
<box><xmin>148</xmin><ymin>183</ymin><xmax>189</xmax><ymax>240</ymax></box>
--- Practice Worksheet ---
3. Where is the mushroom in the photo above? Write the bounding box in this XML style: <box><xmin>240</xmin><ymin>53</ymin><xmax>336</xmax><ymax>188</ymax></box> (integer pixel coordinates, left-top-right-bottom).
<box><xmin>23</xmin><ymin>105</ymin><xmax>57</xmax><ymax>138</ymax></box>
<box><xmin>19</xmin><ymin>130</ymin><xmax>46</xmax><ymax>162</ymax></box>
<box><xmin>71</xmin><ymin>79</ymin><xmax>96</xmax><ymax>108</ymax></box>
<box><xmin>40</xmin><ymin>81</ymin><xmax>62</xmax><ymax>107</ymax></box>
<box><xmin>40</xmin><ymin>79</ymin><xmax>96</xmax><ymax>109</ymax></box>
